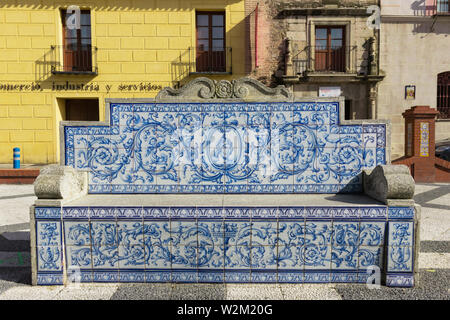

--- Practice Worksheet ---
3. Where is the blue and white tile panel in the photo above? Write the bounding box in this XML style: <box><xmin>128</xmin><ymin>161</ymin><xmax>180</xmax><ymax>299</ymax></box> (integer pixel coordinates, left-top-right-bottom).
<box><xmin>63</xmin><ymin>102</ymin><xmax>387</xmax><ymax>194</ymax></box>
<box><xmin>58</xmin><ymin>205</ymin><xmax>389</xmax><ymax>284</ymax></box>
<box><xmin>35</xmin><ymin>217</ymin><xmax>63</xmax><ymax>285</ymax></box>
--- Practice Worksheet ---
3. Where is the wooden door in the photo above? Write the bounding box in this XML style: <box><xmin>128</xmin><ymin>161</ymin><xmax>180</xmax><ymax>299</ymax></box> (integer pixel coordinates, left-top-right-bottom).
<box><xmin>196</xmin><ymin>12</ymin><xmax>225</xmax><ymax>72</ymax></box>
<box><xmin>62</xmin><ymin>10</ymin><xmax>92</xmax><ymax>72</ymax></box>
<box><xmin>315</xmin><ymin>27</ymin><xmax>345</xmax><ymax>72</ymax></box>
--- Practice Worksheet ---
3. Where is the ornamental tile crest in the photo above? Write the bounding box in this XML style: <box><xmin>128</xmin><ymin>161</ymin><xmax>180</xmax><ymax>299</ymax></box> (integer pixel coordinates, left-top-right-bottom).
<box><xmin>62</xmin><ymin>77</ymin><xmax>387</xmax><ymax>194</ymax></box>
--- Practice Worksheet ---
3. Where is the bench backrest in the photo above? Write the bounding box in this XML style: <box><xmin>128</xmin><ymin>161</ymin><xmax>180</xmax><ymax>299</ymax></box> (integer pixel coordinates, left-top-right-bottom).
<box><xmin>62</xmin><ymin>78</ymin><xmax>388</xmax><ymax>194</ymax></box>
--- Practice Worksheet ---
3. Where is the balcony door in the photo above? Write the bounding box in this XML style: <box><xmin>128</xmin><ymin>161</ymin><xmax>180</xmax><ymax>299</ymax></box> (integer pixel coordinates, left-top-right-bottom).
<box><xmin>438</xmin><ymin>72</ymin><xmax>450</xmax><ymax>119</ymax></box>
<box><xmin>61</xmin><ymin>10</ymin><xmax>92</xmax><ymax>72</ymax></box>
<box><xmin>196</xmin><ymin>12</ymin><xmax>226</xmax><ymax>72</ymax></box>
<box><xmin>315</xmin><ymin>26</ymin><xmax>346</xmax><ymax>72</ymax></box>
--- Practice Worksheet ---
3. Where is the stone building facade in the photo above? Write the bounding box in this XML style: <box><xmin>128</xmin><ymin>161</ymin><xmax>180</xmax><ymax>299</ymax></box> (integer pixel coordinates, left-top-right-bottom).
<box><xmin>378</xmin><ymin>0</ymin><xmax>450</xmax><ymax>160</ymax></box>
<box><xmin>253</xmin><ymin>0</ymin><xmax>383</xmax><ymax>120</ymax></box>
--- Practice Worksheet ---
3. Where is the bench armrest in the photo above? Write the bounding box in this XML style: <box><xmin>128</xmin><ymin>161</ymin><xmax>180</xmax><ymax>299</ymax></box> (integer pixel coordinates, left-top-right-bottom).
<box><xmin>34</xmin><ymin>164</ymin><xmax>87</xmax><ymax>202</ymax></box>
<box><xmin>363</xmin><ymin>165</ymin><xmax>415</xmax><ymax>204</ymax></box>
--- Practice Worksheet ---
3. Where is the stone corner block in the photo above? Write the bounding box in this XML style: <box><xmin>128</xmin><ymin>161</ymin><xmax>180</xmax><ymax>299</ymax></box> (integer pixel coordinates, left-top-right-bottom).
<box><xmin>33</xmin><ymin>164</ymin><xmax>87</xmax><ymax>201</ymax></box>
<box><xmin>363</xmin><ymin>165</ymin><xmax>415</xmax><ymax>204</ymax></box>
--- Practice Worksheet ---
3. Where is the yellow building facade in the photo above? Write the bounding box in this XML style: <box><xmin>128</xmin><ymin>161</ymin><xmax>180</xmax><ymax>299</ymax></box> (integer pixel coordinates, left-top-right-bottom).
<box><xmin>0</xmin><ymin>0</ymin><xmax>247</xmax><ymax>164</ymax></box>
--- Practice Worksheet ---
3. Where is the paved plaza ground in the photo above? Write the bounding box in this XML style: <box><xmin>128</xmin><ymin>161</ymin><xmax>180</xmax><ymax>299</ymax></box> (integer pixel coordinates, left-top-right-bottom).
<box><xmin>0</xmin><ymin>183</ymin><xmax>448</xmax><ymax>300</ymax></box>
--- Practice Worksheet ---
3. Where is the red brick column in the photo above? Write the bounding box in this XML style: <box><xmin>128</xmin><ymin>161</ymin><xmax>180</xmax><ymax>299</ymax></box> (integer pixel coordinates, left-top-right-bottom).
<box><xmin>394</xmin><ymin>106</ymin><xmax>439</xmax><ymax>182</ymax></box>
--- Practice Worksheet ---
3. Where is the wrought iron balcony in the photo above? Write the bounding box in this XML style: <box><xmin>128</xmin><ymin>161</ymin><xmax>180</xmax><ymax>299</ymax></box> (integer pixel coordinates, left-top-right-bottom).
<box><xmin>188</xmin><ymin>46</ymin><xmax>232</xmax><ymax>74</ymax></box>
<box><xmin>291</xmin><ymin>45</ymin><xmax>367</xmax><ymax>77</ymax></box>
<box><xmin>435</xmin><ymin>0</ymin><xmax>450</xmax><ymax>14</ymax></box>
<box><xmin>50</xmin><ymin>44</ymin><xmax>98</xmax><ymax>75</ymax></box>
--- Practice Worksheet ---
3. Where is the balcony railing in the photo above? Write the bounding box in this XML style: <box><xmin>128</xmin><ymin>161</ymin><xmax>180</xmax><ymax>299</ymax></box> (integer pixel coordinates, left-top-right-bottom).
<box><xmin>430</xmin><ymin>0</ymin><xmax>450</xmax><ymax>15</ymax></box>
<box><xmin>50</xmin><ymin>45</ymin><xmax>98</xmax><ymax>74</ymax></box>
<box><xmin>292</xmin><ymin>45</ymin><xmax>366</xmax><ymax>76</ymax></box>
<box><xmin>188</xmin><ymin>46</ymin><xmax>232</xmax><ymax>74</ymax></box>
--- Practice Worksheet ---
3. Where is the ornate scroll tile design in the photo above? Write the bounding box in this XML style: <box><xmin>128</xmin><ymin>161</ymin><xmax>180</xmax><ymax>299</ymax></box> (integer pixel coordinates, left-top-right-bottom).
<box><xmin>64</xmin><ymin>102</ymin><xmax>387</xmax><ymax>194</ymax></box>
<box><xmin>59</xmin><ymin>205</ymin><xmax>394</xmax><ymax>284</ymax></box>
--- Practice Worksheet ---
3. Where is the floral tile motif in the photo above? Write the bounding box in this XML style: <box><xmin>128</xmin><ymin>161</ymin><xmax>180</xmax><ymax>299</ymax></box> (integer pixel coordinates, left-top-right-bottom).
<box><xmin>224</xmin><ymin>246</ymin><xmax>251</xmax><ymax>269</ymax></box>
<box><xmin>387</xmin><ymin>246</ymin><xmax>413</xmax><ymax>272</ymax></box>
<box><xmin>388</xmin><ymin>222</ymin><xmax>414</xmax><ymax>247</ymax></box>
<box><xmin>250</xmin><ymin>246</ymin><xmax>277</xmax><ymax>269</ymax></box>
<box><xmin>64</xmin><ymin>102</ymin><xmax>386</xmax><ymax>194</ymax></box>
<box><xmin>224</xmin><ymin>271</ymin><xmax>251</xmax><ymax>283</ymax></box>
<box><xmin>277</xmin><ymin>271</ymin><xmax>304</xmax><ymax>283</ymax></box>
<box><xmin>251</xmin><ymin>221</ymin><xmax>278</xmax><ymax>246</ymax></box>
<box><xmin>92</xmin><ymin>245</ymin><xmax>119</xmax><ymax>269</ymax></box>
<box><xmin>66</xmin><ymin>245</ymin><xmax>92</xmax><ymax>269</ymax></box>
<box><xmin>37</xmin><ymin>221</ymin><xmax>61</xmax><ymax>246</ymax></box>
<box><xmin>358</xmin><ymin>246</ymin><xmax>384</xmax><ymax>270</ymax></box>
<box><xmin>91</xmin><ymin>221</ymin><xmax>118</xmax><ymax>246</ymax></box>
<box><xmin>359</xmin><ymin>222</ymin><xmax>385</xmax><ymax>246</ymax></box>
<box><xmin>119</xmin><ymin>270</ymin><xmax>146</xmax><ymax>283</ymax></box>
<box><xmin>331</xmin><ymin>246</ymin><xmax>358</xmax><ymax>270</ymax></box>
<box><xmin>118</xmin><ymin>245</ymin><xmax>146</xmax><ymax>269</ymax></box>
<box><xmin>37</xmin><ymin>246</ymin><xmax>62</xmax><ymax>271</ymax></box>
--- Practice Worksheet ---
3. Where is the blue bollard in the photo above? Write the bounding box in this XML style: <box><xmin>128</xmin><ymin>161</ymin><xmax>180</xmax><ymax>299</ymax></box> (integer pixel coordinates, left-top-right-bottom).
<box><xmin>13</xmin><ymin>147</ymin><xmax>20</xmax><ymax>169</ymax></box>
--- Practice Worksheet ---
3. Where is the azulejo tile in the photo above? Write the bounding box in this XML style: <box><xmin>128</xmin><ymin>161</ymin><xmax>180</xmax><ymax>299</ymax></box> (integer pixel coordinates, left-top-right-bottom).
<box><xmin>330</xmin><ymin>271</ymin><xmax>359</xmax><ymax>283</ymax></box>
<box><xmin>117</xmin><ymin>221</ymin><xmax>144</xmax><ymax>246</ymax></box>
<box><xmin>386</xmin><ymin>273</ymin><xmax>414</xmax><ymax>288</ymax></box>
<box><xmin>251</xmin><ymin>271</ymin><xmax>277</xmax><ymax>283</ymax></box>
<box><xmin>277</xmin><ymin>245</ymin><xmax>305</xmax><ymax>269</ymax></box>
<box><xmin>93</xmin><ymin>270</ymin><xmax>119</xmax><ymax>282</ymax></box>
<box><xmin>251</xmin><ymin>221</ymin><xmax>278</xmax><ymax>246</ymax></box>
<box><xmin>387</xmin><ymin>246</ymin><xmax>413</xmax><ymax>272</ymax></box>
<box><xmin>92</xmin><ymin>245</ymin><xmax>119</xmax><ymax>269</ymax></box>
<box><xmin>66</xmin><ymin>245</ymin><xmax>92</xmax><ymax>269</ymax></box>
<box><xmin>277</xmin><ymin>271</ymin><xmax>304</xmax><ymax>283</ymax></box>
<box><xmin>89</xmin><ymin>207</ymin><xmax>116</xmax><ymax>219</ymax></box>
<box><xmin>143</xmin><ymin>221</ymin><xmax>171</xmax><ymax>247</ymax></box>
<box><xmin>64</xmin><ymin>221</ymin><xmax>90</xmax><ymax>246</ymax></box>
<box><xmin>388</xmin><ymin>207</ymin><xmax>415</xmax><ymax>220</ymax></box>
<box><xmin>37</xmin><ymin>221</ymin><xmax>61</xmax><ymax>246</ymax></box>
<box><xmin>145</xmin><ymin>270</ymin><xmax>172</xmax><ymax>283</ymax></box>
<box><xmin>224</xmin><ymin>245</ymin><xmax>251</xmax><ymax>269</ymax></box>
<box><xmin>119</xmin><ymin>270</ymin><xmax>146</xmax><ymax>283</ymax></box>
<box><xmin>250</xmin><ymin>245</ymin><xmax>277</xmax><ymax>269</ymax></box>
<box><xmin>303</xmin><ymin>271</ymin><xmax>331</xmax><ymax>283</ymax></box>
<box><xmin>35</xmin><ymin>207</ymin><xmax>61</xmax><ymax>219</ymax></box>
<box><xmin>359</xmin><ymin>207</ymin><xmax>387</xmax><ymax>219</ymax></box>
<box><xmin>197</xmin><ymin>220</ymin><xmax>224</xmax><ymax>246</ymax></box>
<box><xmin>331</xmin><ymin>246</ymin><xmax>358</xmax><ymax>271</ymax></box>
<box><xmin>172</xmin><ymin>270</ymin><xmax>198</xmax><ymax>283</ymax></box>
<box><xmin>388</xmin><ymin>221</ymin><xmax>414</xmax><ymax>247</ymax></box>
<box><xmin>171</xmin><ymin>245</ymin><xmax>198</xmax><ymax>269</ymax></box>
<box><xmin>170</xmin><ymin>220</ymin><xmax>198</xmax><ymax>246</ymax></box>
<box><xmin>198</xmin><ymin>270</ymin><xmax>225</xmax><ymax>283</ymax></box>
<box><xmin>198</xmin><ymin>244</ymin><xmax>224</xmax><ymax>269</ymax></box>
<box><xmin>118</xmin><ymin>245</ymin><xmax>146</xmax><ymax>269</ymax></box>
<box><xmin>358</xmin><ymin>246</ymin><xmax>384</xmax><ymax>270</ymax></box>
<box><xmin>91</xmin><ymin>221</ymin><xmax>118</xmax><ymax>246</ymax></box>
<box><xmin>277</xmin><ymin>221</ymin><xmax>305</xmax><ymax>246</ymax></box>
<box><xmin>359</xmin><ymin>222</ymin><xmax>385</xmax><ymax>246</ymax></box>
<box><xmin>37</xmin><ymin>273</ymin><xmax>63</xmax><ymax>285</ymax></box>
<box><xmin>37</xmin><ymin>246</ymin><xmax>62</xmax><ymax>271</ymax></box>
<box><xmin>63</xmin><ymin>207</ymin><xmax>89</xmax><ymax>219</ymax></box>
<box><xmin>224</xmin><ymin>221</ymin><xmax>251</xmax><ymax>246</ymax></box>
<box><xmin>63</xmin><ymin>102</ymin><xmax>387</xmax><ymax>194</ymax></box>
<box><xmin>332</xmin><ymin>221</ymin><xmax>359</xmax><ymax>247</ymax></box>
<box><xmin>224</xmin><ymin>270</ymin><xmax>251</xmax><ymax>283</ymax></box>
<box><xmin>144</xmin><ymin>243</ymin><xmax>171</xmax><ymax>269</ymax></box>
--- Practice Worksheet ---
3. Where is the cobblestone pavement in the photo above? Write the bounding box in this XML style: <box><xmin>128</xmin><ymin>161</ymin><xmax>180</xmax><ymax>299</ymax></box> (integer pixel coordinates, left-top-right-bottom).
<box><xmin>0</xmin><ymin>183</ymin><xmax>448</xmax><ymax>300</ymax></box>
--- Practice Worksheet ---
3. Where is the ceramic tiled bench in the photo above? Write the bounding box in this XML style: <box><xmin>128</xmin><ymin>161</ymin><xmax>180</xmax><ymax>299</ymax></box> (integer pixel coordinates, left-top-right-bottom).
<box><xmin>30</xmin><ymin>78</ymin><xmax>419</xmax><ymax>287</ymax></box>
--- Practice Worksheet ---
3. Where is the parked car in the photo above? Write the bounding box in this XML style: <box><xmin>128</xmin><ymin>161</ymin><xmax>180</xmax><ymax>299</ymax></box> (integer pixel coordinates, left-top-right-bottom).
<box><xmin>435</xmin><ymin>139</ymin><xmax>450</xmax><ymax>161</ymax></box>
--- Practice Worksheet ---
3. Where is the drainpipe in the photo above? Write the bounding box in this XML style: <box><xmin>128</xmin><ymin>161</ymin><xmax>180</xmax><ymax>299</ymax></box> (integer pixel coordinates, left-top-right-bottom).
<box><xmin>255</xmin><ymin>3</ymin><xmax>259</xmax><ymax>68</ymax></box>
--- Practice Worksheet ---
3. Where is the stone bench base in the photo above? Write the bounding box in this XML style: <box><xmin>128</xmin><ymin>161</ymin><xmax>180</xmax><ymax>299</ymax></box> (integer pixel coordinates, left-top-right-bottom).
<box><xmin>30</xmin><ymin>194</ymin><xmax>418</xmax><ymax>287</ymax></box>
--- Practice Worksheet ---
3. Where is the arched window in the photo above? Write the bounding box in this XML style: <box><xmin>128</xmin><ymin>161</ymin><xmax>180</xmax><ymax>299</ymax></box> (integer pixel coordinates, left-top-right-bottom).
<box><xmin>437</xmin><ymin>72</ymin><xmax>450</xmax><ymax>119</ymax></box>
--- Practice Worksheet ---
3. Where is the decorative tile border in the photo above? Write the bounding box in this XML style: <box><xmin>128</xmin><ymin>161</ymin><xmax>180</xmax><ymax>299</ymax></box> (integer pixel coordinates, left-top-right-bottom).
<box><xmin>36</xmin><ymin>272</ymin><xmax>63</xmax><ymax>286</ymax></box>
<box><xmin>388</xmin><ymin>207</ymin><xmax>415</xmax><ymax>219</ymax></box>
<box><xmin>386</xmin><ymin>273</ymin><xmax>414</xmax><ymax>288</ymax></box>
<box><xmin>35</xmin><ymin>207</ymin><xmax>61</xmax><ymax>219</ymax></box>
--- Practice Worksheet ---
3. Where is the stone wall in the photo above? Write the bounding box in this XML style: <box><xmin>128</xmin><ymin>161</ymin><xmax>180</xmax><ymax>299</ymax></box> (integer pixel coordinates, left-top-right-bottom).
<box><xmin>378</xmin><ymin>20</ymin><xmax>450</xmax><ymax>159</ymax></box>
